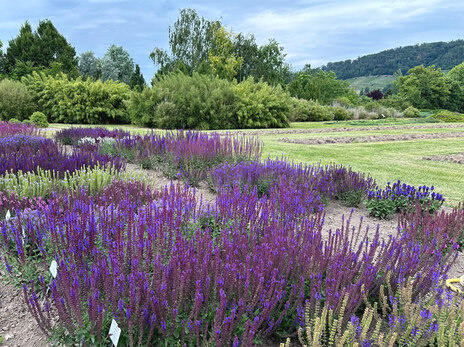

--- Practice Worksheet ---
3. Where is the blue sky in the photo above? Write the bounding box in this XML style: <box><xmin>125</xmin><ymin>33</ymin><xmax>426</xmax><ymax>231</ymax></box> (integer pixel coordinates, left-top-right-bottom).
<box><xmin>1</xmin><ymin>0</ymin><xmax>463</xmax><ymax>81</ymax></box>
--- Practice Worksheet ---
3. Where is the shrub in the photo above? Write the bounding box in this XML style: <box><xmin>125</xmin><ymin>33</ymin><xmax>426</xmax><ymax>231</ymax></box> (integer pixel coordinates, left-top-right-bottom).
<box><xmin>403</xmin><ymin>106</ymin><xmax>420</xmax><ymax>118</ymax></box>
<box><xmin>151</xmin><ymin>72</ymin><xmax>236</xmax><ymax>129</ymax></box>
<box><xmin>332</xmin><ymin>106</ymin><xmax>353</xmax><ymax>121</ymax></box>
<box><xmin>432</xmin><ymin>110</ymin><xmax>464</xmax><ymax>122</ymax></box>
<box><xmin>233</xmin><ymin>77</ymin><xmax>291</xmax><ymax>128</ymax></box>
<box><xmin>307</xmin><ymin>104</ymin><xmax>333</xmax><ymax>121</ymax></box>
<box><xmin>29</xmin><ymin>111</ymin><xmax>49</xmax><ymax>128</ymax></box>
<box><xmin>8</xmin><ymin>118</ymin><xmax>21</xmax><ymax>123</ymax></box>
<box><xmin>126</xmin><ymin>87</ymin><xmax>161</xmax><ymax>127</ymax></box>
<box><xmin>22</xmin><ymin>72</ymin><xmax>131</xmax><ymax>124</ymax></box>
<box><xmin>288</xmin><ymin>98</ymin><xmax>317</xmax><ymax>122</ymax></box>
<box><xmin>0</xmin><ymin>79</ymin><xmax>37</xmax><ymax>121</ymax></box>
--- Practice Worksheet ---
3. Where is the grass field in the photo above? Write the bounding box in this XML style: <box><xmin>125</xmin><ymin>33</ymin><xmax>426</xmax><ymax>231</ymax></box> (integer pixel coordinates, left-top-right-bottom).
<box><xmin>50</xmin><ymin>121</ymin><xmax>464</xmax><ymax>205</ymax></box>
<box><xmin>347</xmin><ymin>75</ymin><xmax>396</xmax><ymax>91</ymax></box>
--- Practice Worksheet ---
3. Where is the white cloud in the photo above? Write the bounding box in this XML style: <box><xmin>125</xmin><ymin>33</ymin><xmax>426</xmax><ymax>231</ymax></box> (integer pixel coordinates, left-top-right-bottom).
<box><xmin>232</xmin><ymin>0</ymin><xmax>449</xmax><ymax>67</ymax></box>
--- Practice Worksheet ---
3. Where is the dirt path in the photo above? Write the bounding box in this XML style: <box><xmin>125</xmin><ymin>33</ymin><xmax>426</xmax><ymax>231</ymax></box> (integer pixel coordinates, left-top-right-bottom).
<box><xmin>279</xmin><ymin>131</ymin><xmax>464</xmax><ymax>145</ymax></box>
<box><xmin>424</xmin><ymin>152</ymin><xmax>464</xmax><ymax>165</ymax></box>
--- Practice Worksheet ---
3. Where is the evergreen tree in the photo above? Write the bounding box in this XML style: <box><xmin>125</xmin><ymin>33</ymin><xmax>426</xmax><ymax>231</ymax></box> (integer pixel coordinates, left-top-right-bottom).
<box><xmin>129</xmin><ymin>64</ymin><xmax>146</xmax><ymax>90</ymax></box>
<box><xmin>101</xmin><ymin>44</ymin><xmax>134</xmax><ymax>85</ymax></box>
<box><xmin>78</xmin><ymin>51</ymin><xmax>100</xmax><ymax>79</ymax></box>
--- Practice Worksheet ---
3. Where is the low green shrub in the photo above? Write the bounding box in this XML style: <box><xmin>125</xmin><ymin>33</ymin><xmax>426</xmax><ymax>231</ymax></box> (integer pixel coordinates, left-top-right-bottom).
<box><xmin>8</xmin><ymin>118</ymin><xmax>21</xmax><ymax>123</ymax></box>
<box><xmin>403</xmin><ymin>106</ymin><xmax>420</xmax><ymax>118</ymax></box>
<box><xmin>0</xmin><ymin>79</ymin><xmax>37</xmax><ymax>121</ymax></box>
<box><xmin>307</xmin><ymin>103</ymin><xmax>333</xmax><ymax>121</ymax></box>
<box><xmin>332</xmin><ymin>106</ymin><xmax>353</xmax><ymax>121</ymax></box>
<box><xmin>432</xmin><ymin>110</ymin><xmax>464</xmax><ymax>122</ymax></box>
<box><xmin>29</xmin><ymin>111</ymin><xmax>49</xmax><ymax>128</ymax></box>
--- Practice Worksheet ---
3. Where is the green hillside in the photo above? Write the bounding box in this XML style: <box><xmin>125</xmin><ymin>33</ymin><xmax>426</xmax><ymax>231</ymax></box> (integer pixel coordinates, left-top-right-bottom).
<box><xmin>347</xmin><ymin>75</ymin><xmax>395</xmax><ymax>92</ymax></box>
<box><xmin>321</xmin><ymin>40</ymin><xmax>464</xmax><ymax>79</ymax></box>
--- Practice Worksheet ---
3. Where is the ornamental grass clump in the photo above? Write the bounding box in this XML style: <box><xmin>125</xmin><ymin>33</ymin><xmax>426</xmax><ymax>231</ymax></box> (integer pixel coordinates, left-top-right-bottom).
<box><xmin>55</xmin><ymin>127</ymin><xmax>130</xmax><ymax>146</ymax></box>
<box><xmin>2</xmin><ymin>176</ymin><xmax>458</xmax><ymax>346</ymax></box>
<box><xmin>117</xmin><ymin>130</ymin><xmax>262</xmax><ymax>185</ymax></box>
<box><xmin>0</xmin><ymin>121</ymin><xmax>42</xmax><ymax>137</ymax></box>
<box><xmin>0</xmin><ymin>135</ymin><xmax>124</xmax><ymax>177</ymax></box>
<box><xmin>367</xmin><ymin>180</ymin><xmax>445</xmax><ymax>219</ymax></box>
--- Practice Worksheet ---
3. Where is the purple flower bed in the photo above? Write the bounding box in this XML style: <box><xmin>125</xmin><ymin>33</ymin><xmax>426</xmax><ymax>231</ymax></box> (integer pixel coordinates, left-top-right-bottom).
<box><xmin>0</xmin><ymin>135</ymin><xmax>124</xmax><ymax>176</ymax></box>
<box><xmin>55</xmin><ymin>127</ymin><xmax>130</xmax><ymax>146</ymax></box>
<box><xmin>209</xmin><ymin>158</ymin><xmax>376</xmax><ymax>200</ymax></box>
<box><xmin>0</xmin><ymin>121</ymin><xmax>42</xmax><ymax>137</ymax></box>
<box><xmin>117</xmin><ymin>130</ymin><xmax>262</xmax><ymax>184</ymax></box>
<box><xmin>2</xmin><ymin>178</ymin><xmax>457</xmax><ymax>346</ymax></box>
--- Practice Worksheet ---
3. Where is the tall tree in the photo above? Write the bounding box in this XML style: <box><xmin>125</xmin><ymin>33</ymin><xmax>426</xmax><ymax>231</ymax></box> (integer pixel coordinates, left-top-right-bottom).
<box><xmin>78</xmin><ymin>51</ymin><xmax>100</xmax><ymax>79</ymax></box>
<box><xmin>394</xmin><ymin>65</ymin><xmax>450</xmax><ymax>109</ymax></box>
<box><xmin>6</xmin><ymin>20</ymin><xmax>77</xmax><ymax>76</ymax></box>
<box><xmin>150</xmin><ymin>8</ymin><xmax>219</xmax><ymax>74</ymax></box>
<box><xmin>0</xmin><ymin>40</ymin><xmax>5</xmax><ymax>76</ymax></box>
<box><xmin>208</xmin><ymin>26</ymin><xmax>242</xmax><ymax>81</ymax></box>
<box><xmin>129</xmin><ymin>64</ymin><xmax>146</xmax><ymax>90</ymax></box>
<box><xmin>446</xmin><ymin>62</ymin><xmax>464</xmax><ymax>112</ymax></box>
<box><xmin>101</xmin><ymin>44</ymin><xmax>134</xmax><ymax>85</ymax></box>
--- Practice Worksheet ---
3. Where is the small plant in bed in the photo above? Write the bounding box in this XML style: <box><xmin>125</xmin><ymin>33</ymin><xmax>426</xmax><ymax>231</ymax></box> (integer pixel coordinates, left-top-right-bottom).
<box><xmin>366</xmin><ymin>180</ymin><xmax>444</xmax><ymax>219</ymax></box>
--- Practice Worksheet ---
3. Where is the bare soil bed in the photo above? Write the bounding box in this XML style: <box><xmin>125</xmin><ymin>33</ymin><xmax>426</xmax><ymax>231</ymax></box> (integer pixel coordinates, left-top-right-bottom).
<box><xmin>279</xmin><ymin>131</ymin><xmax>464</xmax><ymax>145</ymax></box>
<box><xmin>424</xmin><ymin>152</ymin><xmax>464</xmax><ymax>165</ymax></box>
<box><xmin>1</xmin><ymin>166</ymin><xmax>463</xmax><ymax>346</ymax></box>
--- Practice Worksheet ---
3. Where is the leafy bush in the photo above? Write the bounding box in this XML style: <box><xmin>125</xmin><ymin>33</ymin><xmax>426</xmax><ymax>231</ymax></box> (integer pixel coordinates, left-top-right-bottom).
<box><xmin>432</xmin><ymin>110</ymin><xmax>464</xmax><ymax>122</ymax></box>
<box><xmin>332</xmin><ymin>106</ymin><xmax>353</xmax><ymax>121</ymax></box>
<box><xmin>307</xmin><ymin>103</ymin><xmax>333</xmax><ymax>121</ymax></box>
<box><xmin>29</xmin><ymin>111</ymin><xmax>49</xmax><ymax>128</ymax></box>
<box><xmin>403</xmin><ymin>106</ymin><xmax>420</xmax><ymax>118</ymax></box>
<box><xmin>233</xmin><ymin>77</ymin><xmax>291</xmax><ymax>128</ymax></box>
<box><xmin>22</xmin><ymin>72</ymin><xmax>131</xmax><ymax>124</ymax></box>
<box><xmin>8</xmin><ymin>118</ymin><xmax>21</xmax><ymax>123</ymax></box>
<box><xmin>0</xmin><ymin>79</ymin><xmax>37</xmax><ymax>121</ymax></box>
<box><xmin>126</xmin><ymin>87</ymin><xmax>161</xmax><ymax>127</ymax></box>
<box><xmin>150</xmin><ymin>72</ymin><xmax>237</xmax><ymax>129</ymax></box>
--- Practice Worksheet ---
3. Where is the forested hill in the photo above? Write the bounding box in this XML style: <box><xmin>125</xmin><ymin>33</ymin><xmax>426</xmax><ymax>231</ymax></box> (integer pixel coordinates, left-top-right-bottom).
<box><xmin>320</xmin><ymin>40</ymin><xmax>464</xmax><ymax>79</ymax></box>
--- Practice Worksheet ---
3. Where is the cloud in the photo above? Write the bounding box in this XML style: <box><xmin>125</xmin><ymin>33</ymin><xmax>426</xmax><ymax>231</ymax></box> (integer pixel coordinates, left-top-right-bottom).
<box><xmin>232</xmin><ymin>0</ymin><xmax>451</xmax><ymax>68</ymax></box>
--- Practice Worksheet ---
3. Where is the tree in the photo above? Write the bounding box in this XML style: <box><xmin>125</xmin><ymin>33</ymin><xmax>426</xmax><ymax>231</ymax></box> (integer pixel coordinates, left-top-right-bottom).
<box><xmin>208</xmin><ymin>26</ymin><xmax>242</xmax><ymax>81</ymax></box>
<box><xmin>129</xmin><ymin>64</ymin><xmax>146</xmax><ymax>90</ymax></box>
<box><xmin>446</xmin><ymin>62</ymin><xmax>464</xmax><ymax>112</ymax></box>
<box><xmin>6</xmin><ymin>20</ymin><xmax>77</xmax><ymax>76</ymax></box>
<box><xmin>78</xmin><ymin>51</ymin><xmax>100</xmax><ymax>79</ymax></box>
<box><xmin>366</xmin><ymin>89</ymin><xmax>383</xmax><ymax>100</ymax></box>
<box><xmin>0</xmin><ymin>40</ymin><xmax>5</xmax><ymax>76</ymax></box>
<box><xmin>150</xmin><ymin>8</ymin><xmax>219</xmax><ymax>74</ymax></box>
<box><xmin>101</xmin><ymin>45</ymin><xmax>134</xmax><ymax>85</ymax></box>
<box><xmin>255</xmin><ymin>39</ymin><xmax>290</xmax><ymax>85</ymax></box>
<box><xmin>393</xmin><ymin>65</ymin><xmax>450</xmax><ymax>109</ymax></box>
<box><xmin>288</xmin><ymin>70</ymin><xmax>357</xmax><ymax>104</ymax></box>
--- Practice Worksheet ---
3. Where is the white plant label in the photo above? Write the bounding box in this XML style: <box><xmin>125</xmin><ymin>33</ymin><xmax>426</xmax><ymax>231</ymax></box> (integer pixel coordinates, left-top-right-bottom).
<box><xmin>109</xmin><ymin>319</ymin><xmax>121</xmax><ymax>346</ymax></box>
<box><xmin>49</xmin><ymin>260</ymin><xmax>58</xmax><ymax>278</ymax></box>
<box><xmin>5</xmin><ymin>210</ymin><xmax>10</xmax><ymax>221</ymax></box>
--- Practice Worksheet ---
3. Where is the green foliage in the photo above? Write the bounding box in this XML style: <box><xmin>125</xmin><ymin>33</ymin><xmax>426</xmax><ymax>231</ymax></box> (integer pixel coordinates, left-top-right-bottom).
<box><xmin>150</xmin><ymin>8</ymin><xmax>219</xmax><ymax>74</ymax></box>
<box><xmin>129</xmin><ymin>64</ymin><xmax>145</xmax><ymax>90</ymax></box>
<box><xmin>403</xmin><ymin>106</ymin><xmax>420</xmax><ymax>118</ymax></box>
<box><xmin>127</xmin><ymin>87</ymin><xmax>161</xmax><ymax>127</ymax></box>
<box><xmin>6</xmin><ymin>20</ymin><xmax>77</xmax><ymax>77</ymax></box>
<box><xmin>208</xmin><ymin>26</ymin><xmax>243</xmax><ymax>81</ymax></box>
<box><xmin>322</xmin><ymin>39</ymin><xmax>464</xmax><ymax>79</ymax></box>
<box><xmin>150</xmin><ymin>72</ymin><xmax>236</xmax><ymax>129</ymax></box>
<box><xmin>101</xmin><ymin>45</ymin><xmax>134</xmax><ymax>85</ymax></box>
<box><xmin>0</xmin><ymin>79</ymin><xmax>37</xmax><ymax>120</ymax></box>
<box><xmin>446</xmin><ymin>62</ymin><xmax>464</xmax><ymax>112</ymax></box>
<box><xmin>22</xmin><ymin>72</ymin><xmax>131</xmax><ymax>124</ymax></box>
<box><xmin>77</xmin><ymin>51</ymin><xmax>100</xmax><ymax>79</ymax></box>
<box><xmin>432</xmin><ymin>110</ymin><xmax>464</xmax><ymax>122</ymax></box>
<box><xmin>233</xmin><ymin>77</ymin><xmax>290</xmax><ymax>128</ymax></box>
<box><xmin>8</xmin><ymin>118</ymin><xmax>21</xmax><ymax>123</ymax></box>
<box><xmin>332</xmin><ymin>106</ymin><xmax>352</xmax><ymax>121</ymax></box>
<box><xmin>394</xmin><ymin>65</ymin><xmax>450</xmax><ymax>109</ymax></box>
<box><xmin>305</xmin><ymin>104</ymin><xmax>333</xmax><ymax>122</ymax></box>
<box><xmin>29</xmin><ymin>111</ymin><xmax>48</xmax><ymax>127</ymax></box>
<box><xmin>288</xmin><ymin>70</ymin><xmax>357</xmax><ymax>105</ymax></box>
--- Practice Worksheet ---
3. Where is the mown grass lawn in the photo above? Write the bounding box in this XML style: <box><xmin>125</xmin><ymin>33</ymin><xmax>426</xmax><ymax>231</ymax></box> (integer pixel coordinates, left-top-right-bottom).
<box><xmin>50</xmin><ymin>121</ymin><xmax>464</xmax><ymax>205</ymax></box>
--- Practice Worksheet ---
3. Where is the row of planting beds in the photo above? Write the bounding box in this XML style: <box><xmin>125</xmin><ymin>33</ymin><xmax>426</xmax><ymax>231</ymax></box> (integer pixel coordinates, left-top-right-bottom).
<box><xmin>0</xmin><ymin>122</ymin><xmax>463</xmax><ymax>346</ymax></box>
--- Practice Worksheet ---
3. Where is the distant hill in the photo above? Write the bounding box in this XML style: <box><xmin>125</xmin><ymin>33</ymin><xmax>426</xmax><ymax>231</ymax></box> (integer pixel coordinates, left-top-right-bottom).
<box><xmin>347</xmin><ymin>75</ymin><xmax>396</xmax><ymax>93</ymax></box>
<box><xmin>321</xmin><ymin>40</ymin><xmax>464</xmax><ymax>79</ymax></box>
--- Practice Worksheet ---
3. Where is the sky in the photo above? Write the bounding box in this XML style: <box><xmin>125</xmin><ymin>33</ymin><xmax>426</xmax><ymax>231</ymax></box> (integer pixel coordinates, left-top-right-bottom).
<box><xmin>1</xmin><ymin>0</ymin><xmax>464</xmax><ymax>81</ymax></box>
